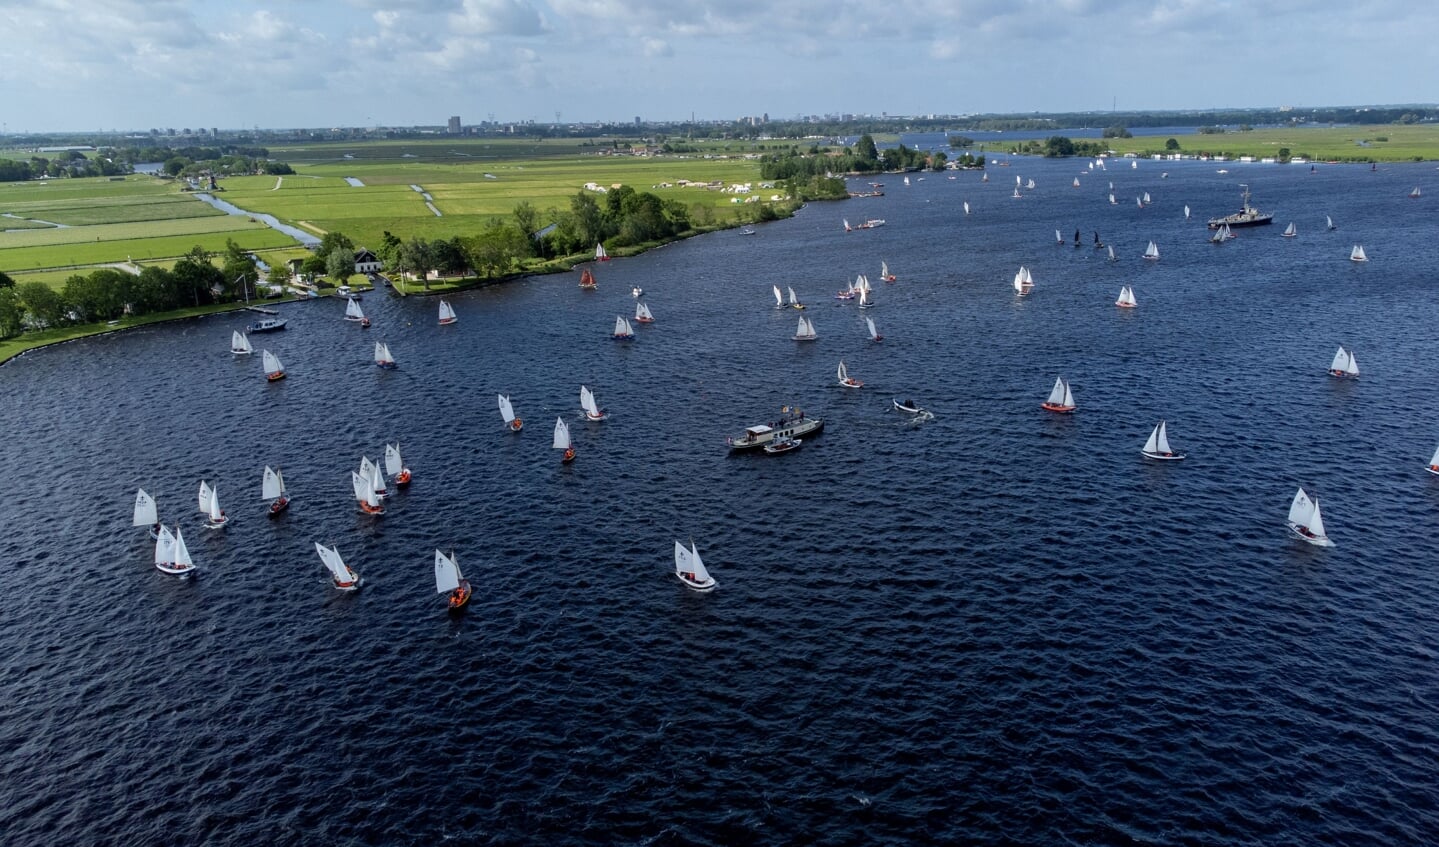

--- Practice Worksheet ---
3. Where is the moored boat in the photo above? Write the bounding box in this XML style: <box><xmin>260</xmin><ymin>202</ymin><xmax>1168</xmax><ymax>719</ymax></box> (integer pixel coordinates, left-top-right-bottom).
<box><xmin>763</xmin><ymin>436</ymin><xmax>802</xmax><ymax>454</ymax></box>
<box><xmin>246</xmin><ymin>317</ymin><xmax>287</xmax><ymax>333</ymax></box>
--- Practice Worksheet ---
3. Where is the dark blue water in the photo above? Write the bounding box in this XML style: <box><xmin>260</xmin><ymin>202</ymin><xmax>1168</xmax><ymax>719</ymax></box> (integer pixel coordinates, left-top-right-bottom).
<box><xmin>3</xmin><ymin>159</ymin><xmax>1438</xmax><ymax>845</ymax></box>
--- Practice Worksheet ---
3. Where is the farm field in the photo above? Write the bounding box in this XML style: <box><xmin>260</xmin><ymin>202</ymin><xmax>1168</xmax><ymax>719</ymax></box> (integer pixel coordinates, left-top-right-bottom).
<box><xmin>1103</xmin><ymin>123</ymin><xmax>1439</xmax><ymax>161</ymax></box>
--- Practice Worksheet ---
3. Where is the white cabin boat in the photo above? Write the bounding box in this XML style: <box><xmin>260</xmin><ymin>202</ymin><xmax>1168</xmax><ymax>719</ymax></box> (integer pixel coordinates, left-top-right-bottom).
<box><xmin>792</xmin><ymin>316</ymin><xmax>817</xmax><ymax>341</ymax></box>
<box><xmin>435</xmin><ymin>549</ymin><xmax>472</xmax><ymax>609</ymax></box>
<box><xmin>580</xmin><ymin>385</ymin><xmax>608</xmax><ymax>421</ymax></box>
<box><xmin>498</xmin><ymin>394</ymin><xmax>523</xmax><ymax>432</ymax></box>
<box><xmin>438</xmin><ymin>299</ymin><xmax>458</xmax><ymax>325</ymax></box>
<box><xmin>1140</xmin><ymin>421</ymin><xmax>1184</xmax><ymax>460</ymax></box>
<box><xmin>230</xmin><ymin>331</ymin><xmax>253</xmax><ymax>355</ymax></box>
<box><xmin>1116</xmin><ymin>286</ymin><xmax>1137</xmax><ymax>308</ymax></box>
<box><xmin>1041</xmin><ymin>377</ymin><xmax>1076</xmax><ymax>413</ymax></box>
<box><xmin>674</xmin><ymin>540</ymin><xmax>716</xmax><ymax>592</ymax></box>
<box><xmin>1328</xmin><ymin>346</ymin><xmax>1359</xmax><ymax>379</ymax></box>
<box><xmin>1286</xmin><ymin>487</ymin><xmax>1334</xmax><ymax>547</ymax></box>
<box><xmin>314</xmin><ymin>542</ymin><xmax>362</xmax><ymax>590</ymax></box>
<box><xmin>837</xmin><ymin>360</ymin><xmax>863</xmax><ymax>389</ymax></box>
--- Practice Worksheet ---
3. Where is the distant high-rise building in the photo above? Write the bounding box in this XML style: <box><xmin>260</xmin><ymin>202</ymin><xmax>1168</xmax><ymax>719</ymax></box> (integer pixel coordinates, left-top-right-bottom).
<box><xmin>447</xmin><ymin>116</ymin><xmax>461</xmax><ymax>134</ymax></box>
<box><xmin>634</xmin><ymin>116</ymin><xmax>641</xmax><ymax>126</ymax></box>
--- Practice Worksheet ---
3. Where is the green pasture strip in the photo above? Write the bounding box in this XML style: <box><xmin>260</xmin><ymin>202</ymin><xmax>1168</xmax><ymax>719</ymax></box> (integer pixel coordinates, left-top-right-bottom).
<box><xmin>0</xmin><ymin>215</ymin><xmax>262</xmax><ymax>249</ymax></box>
<box><xmin>1103</xmin><ymin>124</ymin><xmax>1439</xmax><ymax>161</ymax></box>
<box><xmin>0</xmin><ymin>228</ymin><xmax>298</xmax><ymax>271</ymax></box>
<box><xmin>0</xmin><ymin>175</ymin><xmax>173</xmax><ymax>206</ymax></box>
<box><xmin>18</xmin><ymin>199</ymin><xmax>223</xmax><ymax>226</ymax></box>
<box><xmin>1</xmin><ymin>218</ymin><xmax>54</xmax><ymax>230</ymax></box>
<box><xmin>0</xmin><ymin>192</ymin><xmax>192</xmax><ymax>216</ymax></box>
<box><xmin>222</xmin><ymin>183</ymin><xmax>429</xmax><ymax>223</ymax></box>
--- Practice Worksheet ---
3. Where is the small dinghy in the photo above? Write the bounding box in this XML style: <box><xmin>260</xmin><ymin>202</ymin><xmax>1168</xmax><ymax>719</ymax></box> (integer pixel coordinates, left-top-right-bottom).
<box><xmin>498</xmin><ymin>394</ymin><xmax>523</xmax><ymax>432</ymax></box>
<box><xmin>1286</xmin><ymin>487</ymin><xmax>1334</xmax><ymax>547</ymax></box>
<box><xmin>1140</xmin><ymin>421</ymin><xmax>1184</xmax><ymax>461</ymax></box>
<box><xmin>315</xmin><ymin>542</ymin><xmax>362</xmax><ymax>591</ymax></box>
<box><xmin>837</xmin><ymin>360</ymin><xmax>863</xmax><ymax>389</ymax></box>
<box><xmin>1041</xmin><ymin>377</ymin><xmax>1076</xmax><ymax>413</ymax></box>
<box><xmin>674</xmin><ymin>540</ymin><xmax>716</xmax><ymax>592</ymax></box>
<box><xmin>263</xmin><ymin>466</ymin><xmax>290</xmax><ymax>516</ymax></box>
<box><xmin>893</xmin><ymin>398</ymin><xmax>924</xmax><ymax>414</ymax></box>
<box><xmin>435</xmin><ymin>549</ymin><xmax>472</xmax><ymax>609</ymax></box>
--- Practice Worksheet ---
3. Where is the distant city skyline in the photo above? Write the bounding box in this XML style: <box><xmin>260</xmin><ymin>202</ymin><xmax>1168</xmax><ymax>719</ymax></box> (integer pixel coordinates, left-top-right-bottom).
<box><xmin>2</xmin><ymin>0</ymin><xmax>1436</xmax><ymax>133</ymax></box>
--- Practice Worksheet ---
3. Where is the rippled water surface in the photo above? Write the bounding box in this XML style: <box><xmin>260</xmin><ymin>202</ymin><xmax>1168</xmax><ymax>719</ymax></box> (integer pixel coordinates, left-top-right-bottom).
<box><xmin>4</xmin><ymin>160</ymin><xmax>1439</xmax><ymax>845</ymax></box>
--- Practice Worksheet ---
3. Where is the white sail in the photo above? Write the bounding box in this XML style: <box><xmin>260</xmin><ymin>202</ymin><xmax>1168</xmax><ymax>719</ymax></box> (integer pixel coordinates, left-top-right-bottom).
<box><xmin>552</xmin><ymin>417</ymin><xmax>570</xmax><ymax>450</ymax></box>
<box><xmin>1046</xmin><ymin>377</ymin><xmax>1068</xmax><ymax>406</ymax></box>
<box><xmin>374</xmin><ymin>341</ymin><xmax>394</xmax><ymax>365</ymax></box>
<box><xmin>635</xmin><ymin>302</ymin><xmax>651</xmax><ymax>321</ymax></box>
<box><xmin>345</xmin><ymin>298</ymin><xmax>365</xmax><ymax>320</ymax></box>
<box><xmin>673</xmin><ymin>540</ymin><xmax>692</xmax><ymax>575</ymax></box>
<box><xmin>384</xmin><ymin>444</ymin><xmax>405</xmax><ymax>477</ymax></box>
<box><xmin>172</xmin><ymin>525</ymin><xmax>192</xmax><ymax>568</ymax></box>
<box><xmin>1013</xmin><ymin>266</ymin><xmax>1030</xmax><ymax>293</ymax></box>
<box><xmin>231</xmin><ymin>330</ymin><xmax>252</xmax><ymax>354</ymax></box>
<box><xmin>595</xmin><ymin>243</ymin><xmax>607</xmax><ymax>260</ymax></box>
<box><xmin>689</xmin><ymin>541</ymin><xmax>712</xmax><ymax>583</ymax></box>
<box><xmin>1116</xmin><ymin>286</ymin><xmax>1137</xmax><ymax>307</ymax></box>
<box><xmin>435</xmin><ymin>549</ymin><xmax>462</xmax><ymax>594</ymax></box>
<box><xmin>881</xmin><ymin>261</ymin><xmax>891</xmax><ymax>278</ymax></box>
<box><xmin>1107</xmin><ymin>245</ymin><xmax>1116</xmax><ymax>261</ymax></box>
<box><xmin>1143</xmin><ymin>192</ymin><xmax>1151</xmax><ymax>204</ymax></box>
<box><xmin>1427</xmin><ymin>444</ymin><xmax>1439</xmax><ymax>473</ymax></box>
<box><xmin>1136</xmin><ymin>197</ymin><xmax>1143</xmax><ymax>208</ymax></box>
<box><xmin>1330</xmin><ymin>346</ymin><xmax>1350</xmax><ymax>374</ymax></box>
<box><xmin>773</xmin><ymin>284</ymin><xmax>783</xmax><ymax>307</ymax></box>
<box><xmin>788</xmin><ymin>286</ymin><xmax>800</xmax><ymax>306</ymax></box>
<box><xmin>1307</xmin><ymin>498</ymin><xmax>1328</xmax><ymax>538</ymax></box>
<box><xmin>1144</xmin><ymin>241</ymin><xmax>1159</xmax><ymax>259</ymax></box>
<box><xmin>1287</xmin><ymin>487</ymin><xmax>1315</xmax><ymax>527</ymax></box>
<box><xmin>1154</xmin><ymin>421</ymin><xmax>1171</xmax><ymax>454</ymax></box>
<box><xmin>133</xmin><ymin>488</ymin><xmax>157</xmax><ymax>527</ymax></box>
<box><xmin>963</xmin><ymin>201</ymin><xmax>970</xmax><ymax>214</ymax></box>
<box><xmin>1027</xmin><ymin>178</ymin><xmax>1035</xmax><ymax>189</ymax></box>
<box><xmin>580</xmin><ymin>385</ymin><xmax>600</xmax><ymax>417</ymax></box>
<box><xmin>197</xmin><ymin>480</ymin><xmax>213</xmax><ymax>514</ymax></box>
<box><xmin>359</xmin><ymin>456</ymin><xmax>378</xmax><ymax>483</ymax></box>
<box><xmin>207</xmin><ymin>486</ymin><xmax>223</xmax><ymax>521</ymax></box>
<box><xmin>350</xmin><ymin>471</ymin><xmax>380</xmax><ymax>508</ymax></box>
<box><xmin>262</xmin><ymin>349</ymin><xmax>283</xmax><ymax>375</ymax></box>
<box><xmin>1109</xmin><ymin>193</ymin><xmax>1117</xmax><ymax>204</ymax></box>
<box><xmin>1063</xmin><ymin>382</ymin><xmax>1075</xmax><ymax>408</ymax></box>
<box><xmin>1326</xmin><ymin>215</ymin><xmax>1335</xmax><ymax>230</ymax></box>
<box><xmin>1184</xmin><ymin>204</ymin><xmax>1191</xmax><ymax>219</ymax></box>
<box><xmin>438</xmin><ymin>299</ymin><xmax>457</xmax><ymax>323</ymax></box>
<box><xmin>1283</xmin><ymin>222</ymin><xmax>1297</xmax><ymax>237</ymax></box>
<box><xmin>1142</xmin><ymin>423</ymin><xmax>1161</xmax><ymax>455</ymax></box>
<box><xmin>154</xmin><ymin>525</ymin><xmax>175</xmax><ymax>565</ymax></box>
<box><xmin>794</xmin><ymin>316</ymin><xmax>816</xmax><ymax>339</ymax></box>
<box><xmin>262</xmin><ymin>466</ymin><xmax>285</xmax><ymax>499</ymax></box>
<box><xmin>837</xmin><ymin>361</ymin><xmax>848</xmax><ymax>381</ymax></box>
<box><xmin>368</xmin><ymin>459</ymin><xmax>386</xmax><ymax>496</ymax></box>
<box><xmin>866</xmin><ymin>317</ymin><xmax>880</xmax><ymax>341</ymax></box>
<box><xmin>1350</xmin><ymin>245</ymin><xmax>1367</xmax><ymax>262</ymax></box>
<box><xmin>498</xmin><ymin>394</ymin><xmax>516</xmax><ymax>425</ymax></box>
<box><xmin>613</xmin><ymin>315</ymin><xmax>630</xmax><ymax>336</ymax></box>
<box><xmin>1055</xmin><ymin>229</ymin><xmax>1063</xmax><ymax>244</ymax></box>
<box><xmin>315</xmin><ymin>542</ymin><xmax>354</xmax><ymax>584</ymax></box>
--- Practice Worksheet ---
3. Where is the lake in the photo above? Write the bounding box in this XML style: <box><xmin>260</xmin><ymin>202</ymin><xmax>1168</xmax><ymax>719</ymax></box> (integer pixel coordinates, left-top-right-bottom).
<box><xmin>2</xmin><ymin>157</ymin><xmax>1437</xmax><ymax>845</ymax></box>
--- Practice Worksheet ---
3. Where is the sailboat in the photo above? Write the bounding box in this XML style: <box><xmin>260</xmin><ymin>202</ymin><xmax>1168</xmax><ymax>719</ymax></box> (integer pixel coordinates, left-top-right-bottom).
<box><xmin>1115</xmin><ymin>286</ymin><xmax>1137</xmax><ymax>308</ymax></box>
<box><xmin>1143</xmin><ymin>192</ymin><xmax>1151</xmax><ymax>205</ymax></box>
<box><xmin>200</xmin><ymin>481</ymin><xmax>227</xmax><ymax>528</ymax></box>
<box><xmin>1286</xmin><ymin>487</ymin><xmax>1334</xmax><ymax>547</ymax></box>
<box><xmin>344</xmin><ymin>297</ymin><xmax>366</xmax><ymax>323</ymax></box>
<box><xmin>792</xmin><ymin>316</ymin><xmax>817</xmax><ymax>341</ymax></box>
<box><xmin>1041</xmin><ymin>376</ymin><xmax>1076</xmax><ymax>413</ymax></box>
<box><xmin>857</xmin><ymin>285</ymin><xmax>874</xmax><ymax>310</ymax></box>
<box><xmin>350</xmin><ymin>470</ymin><xmax>385</xmax><ymax>515</ymax></box>
<box><xmin>1184</xmin><ymin>205</ymin><xmax>1191</xmax><ymax>220</ymax></box>
<box><xmin>314</xmin><ymin>542</ymin><xmax>362</xmax><ymax>591</ymax></box>
<box><xmin>1073</xmin><ymin>177</ymin><xmax>1081</xmax><ymax>188</ymax></box>
<box><xmin>1425</xmin><ymin>444</ymin><xmax>1439</xmax><ymax>476</ymax></box>
<box><xmin>133</xmin><ymin>488</ymin><xmax>160</xmax><ymax>538</ymax></box>
<box><xmin>1055</xmin><ymin>229</ymin><xmax>1065</xmax><ymax>246</ymax></box>
<box><xmin>1012</xmin><ymin>187</ymin><xmax>1022</xmax><ymax>200</ymax></box>
<box><xmin>230</xmin><ymin>330</ymin><xmax>253</xmax><ymax>355</ymax></box>
<box><xmin>881</xmin><ymin>261</ymin><xmax>896</xmax><ymax>282</ymax></box>
<box><xmin>262</xmin><ymin>349</ymin><xmax>286</xmax><ymax>381</ymax></box>
<box><xmin>963</xmin><ymin>201</ymin><xmax>971</xmax><ymax>214</ymax></box>
<box><xmin>634</xmin><ymin>301</ymin><xmax>654</xmax><ymax>324</ymax></box>
<box><xmin>1328</xmin><ymin>346</ymin><xmax>1359</xmax><ymax>379</ymax></box>
<box><xmin>385</xmin><ymin>443</ymin><xmax>412</xmax><ymax>486</ymax></box>
<box><xmin>553</xmin><ymin>416</ymin><xmax>575</xmax><ymax>463</ymax></box>
<box><xmin>578</xmin><ymin>268</ymin><xmax>597</xmax><ymax>289</ymax></box>
<box><xmin>371</xmin><ymin>341</ymin><xmax>396</xmax><ymax>369</ymax></box>
<box><xmin>154</xmin><ymin>525</ymin><xmax>196</xmax><ymax>576</ymax></box>
<box><xmin>1012</xmin><ymin>265</ymin><xmax>1034</xmax><ymax>295</ymax></box>
<box><xmin>772</xmin><ymin>284</ymin><xmax>786</xmax><ymax>310</ymax></box>
<box><xmin>1140</xmin><ymin>421</ymin><xmax>1184</xmax><ymax>460</ymax></box>
<box><xmin>1210</xmin><ymin>226</ymin><xmax>1226</xmax><ymax>245</ymax></box>
<box><xmin>360</xmin><ymin>455</ymin><xmax>388</xmax><ymax>499</ymax></box>
<box><xmin>1143</xmin><ymin>241</ymin><xmax>1160</xmax><ymax>261</ymax></box>
<box><xmin>1350</xmin><ymin>245</ymin><xmax>1368</xmax><ymax>263</ymax></box>
<box><xmin>1409</xmin><ymin>186</ymin><xmax>1422</xmax><ymax>199</ymax></box>
<box><xmin>1107</xmin><ymin>245</ymin><xmax>1116</xmax><ymax>262</ymax></box>
<box><xmin>580</xmin><ymin>385</ymin><xmax>608</xmax><ymax>421</ymax></box>
<box><xmin>595</xmin><ymin>243</ymin><xmax>610</xmax><ymax>262</ymax></box>
<box><xmin>1282</xmin><ymin>222</ymin><xmax>1297</xmax><ymax>238</ymax></box>
<box><xmin>1026</xmin><ymin>178</ymin><xmax>1036</xmax><ymax>190</ymax></box>
<box><xmin>612</xmin><ymin>316</ymin><xmax>635</xmax><ymax>340</ymax></box>
<box><xmin>435</xmin><ymin>549</ymin><xmax>472</xmax><ymax>609</ymax></box>
<box><xmin>438</xmin><ymin>299</ymin><xmax>458</xmax><ymax>325</ymax></box>
<box><xmin>263</xmin><ymin>466</ymin><xmax>290</xmax><ymax>516</ymax></box>
<box><xmin>498</xmin><ymin>394</ymin><xmax>523</xmax><ymax>432</ymax></box>
<box><xmin>837</xmin><ymin>360</ymin><xmax>863</xmax><ymax>389</ymax></box>
<box><xmin>866</xmin><ymin>316</ymin><xmax>883</xmax><ymax>342</ymax></box>
<box><xmin>1326</xmin><ymin>215</ymin><xmax>1337</xmax><ymax>231</ymax></box>
<box><xmin>787</xmin><ymin>286</ymin><xmax>805</xmax><ymax>310</ymax></box>
<box><xmin>1136</xmin><ymin>196</ymin><xmax>1144</xmax><ymax>209</ymax></box>
<box><xmin>674</xmin><ymin>539</ymin><xmax>716</xmax><ymax>592</ymax></box>
<box><xmin>1109</xmin><ymin>193</ymin><xmax>1118</xmax><ymax>205</ymax></box>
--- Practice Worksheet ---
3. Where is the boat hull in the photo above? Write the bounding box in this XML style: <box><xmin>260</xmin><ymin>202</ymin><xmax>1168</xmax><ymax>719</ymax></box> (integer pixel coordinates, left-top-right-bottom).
<box><xmin>727</xmin><ymin>417</ymin><xmax>823</xmax><ymax>450</ymax></box>
<box><xmin>1141</xmin><ymin>451</ymin><xmax>1185</xmax><ymax>461</ymax></box>
<box><xmin>1287</xmin><ymin>522</ymin><xmax>1334</xmax><ymax>547</ymax></box>
<box><xmin>677</xmin><ymin>573</ymin><xmax>716</xmax><ymax>592</ymax></box>
<box><xmin>1041</xmin><ymin>402</ymin><xmax>1076</xmax><ymax>413</ymax></box>
<box><xmin>893</xmin><ymin>400</ymin><xmax>923</xmax><ymax>414</ymax></box>
<box><xmin>155</xmin><ymin>562</ymin><xmax>196</xmax><ymax>576</ymax></box>
<box><xmin>266</xmin><ymin>372</ymin><xmax>286</xmax><ymax>382</ymax></box>
<box><xmin>839</xmin><ymin>379</ymin><xmax>863</xmax><ymax>389</ymax></box>
<box><xmin>357</xmin><ymin>502</ymin><xmax>385</xmax><ymax>515</ymax></box>
<box><xmin>439</xmin><ymin>318</ymin><xmax>457</xmax><ymax>326</ymax></box>
<box><xmin>763</xmin><ymin>438</ymin><xmax>802</xmax><ymax>454</ymax></box>
<box><xmin>268</xmin><ymin>497</ymin><xmax>290</xmax><ymax>517</ymax></box>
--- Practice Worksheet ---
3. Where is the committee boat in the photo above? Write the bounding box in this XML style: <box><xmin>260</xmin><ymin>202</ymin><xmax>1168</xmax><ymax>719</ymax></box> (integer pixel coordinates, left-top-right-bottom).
<box><xmin>1207</xmin><ymin>184</ymin><xmax>1273</xmax><ymax>229</ymax></box>
<box><xmin>726</xmin><ymin>406</ymin><xmax>822</xmax><ymax>451</ymax></box>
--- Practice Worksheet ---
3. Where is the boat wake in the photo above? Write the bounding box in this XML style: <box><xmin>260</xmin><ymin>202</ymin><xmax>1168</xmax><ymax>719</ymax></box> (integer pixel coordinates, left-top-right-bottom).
<box><xmin>901</xmin><ymin>410</ymin><xmax>935</xmax><ymax>426</ymax></box>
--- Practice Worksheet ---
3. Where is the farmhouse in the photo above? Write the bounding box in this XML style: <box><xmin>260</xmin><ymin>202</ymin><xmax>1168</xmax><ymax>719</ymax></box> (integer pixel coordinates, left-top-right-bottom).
<box><xmin>354</xmin><ymin>249</ymin><xmax>382</xmax><ymax>273</ymax></box>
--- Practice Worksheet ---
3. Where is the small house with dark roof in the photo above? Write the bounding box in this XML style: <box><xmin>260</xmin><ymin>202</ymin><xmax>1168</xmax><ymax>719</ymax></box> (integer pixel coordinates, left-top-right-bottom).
<box><xmin>354</xmin><ymin>249</ymin><xmax>382</xmax><ymax>273</ymax></box>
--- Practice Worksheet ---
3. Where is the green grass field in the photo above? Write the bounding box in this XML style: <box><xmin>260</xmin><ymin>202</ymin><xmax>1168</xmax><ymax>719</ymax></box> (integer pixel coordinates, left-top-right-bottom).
<box><xmin>0</xmin><ymin>227</ymin><xmax>297</xmax><ymax>271</ymax></box>
<box><xmin>1103</xmin><ymin>123</ymin><xmax>1439</xmax><ymax>161</ymax></box>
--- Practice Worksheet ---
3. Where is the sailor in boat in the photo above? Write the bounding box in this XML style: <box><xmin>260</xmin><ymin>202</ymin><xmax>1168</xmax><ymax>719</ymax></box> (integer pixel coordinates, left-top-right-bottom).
<box><xmin>562</xmin><ymin>446</ymin><xmax>576</xmax><ymax>463</ymax></box>
<box><xmin>1073</xmin><ymin>229</ymin><xmax>1081</xmax><ymax>247</ymax></box>
<box><xmin>510</xmin><ymin>417</ymin><xmax>523</xmax><ymax>432</ymax></box>
<box><xmin>632</xmin><ymin>287</ymin><xmax>643</xmax><ymax>298</ymax></box>
<box><xmin>269</xmin><ymin>495</ymin><xmax>289</xmax><ymax>515</ymax></box>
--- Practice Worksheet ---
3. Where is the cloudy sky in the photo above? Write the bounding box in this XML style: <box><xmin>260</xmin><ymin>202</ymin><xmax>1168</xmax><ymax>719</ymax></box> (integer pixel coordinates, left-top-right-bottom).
<box><xmin>2</xmin><ymin>0</ymin><xmax>1435</xmax><ymax>132</ymax></box>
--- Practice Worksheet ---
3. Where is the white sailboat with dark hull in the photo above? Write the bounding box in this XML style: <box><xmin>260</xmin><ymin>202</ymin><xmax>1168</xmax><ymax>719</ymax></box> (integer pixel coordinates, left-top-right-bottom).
<box><xmin>1140</xmin><ymin>421</ymin><xmax>1184</xmax><ymax>460</ymax></box>
<box><xmin>1286</xmin><ymin>487</ymin><xmax>1334</xmax><ymax>547</ymax></box>
<box><xmin>263</xmin><ymin>466</ymin><xmax>290</xmax><ymax>516</ymax></box>
<box><xmin>674</xmin><ymin>540</ymin><xmax>716</xmax><ymax>592</ymax></box>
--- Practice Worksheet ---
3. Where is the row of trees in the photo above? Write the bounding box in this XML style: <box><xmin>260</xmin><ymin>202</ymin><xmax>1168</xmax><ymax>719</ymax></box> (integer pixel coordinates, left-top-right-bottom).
<box><xmin>759</xmin><ymin>134</ymin><xmax>951</xmax><ymax>182</ymax></box>
<box><xmin>0</xmin><ymin>151</ymin><xmax>128</xmax><ymax>181</ymax></box>
<box><xmin>0</xmin><ymin>145</ymin><xmax>294</xmax><ymax>183</ymax></box>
